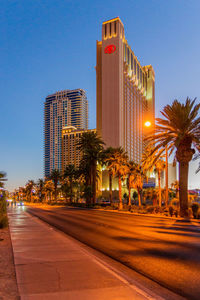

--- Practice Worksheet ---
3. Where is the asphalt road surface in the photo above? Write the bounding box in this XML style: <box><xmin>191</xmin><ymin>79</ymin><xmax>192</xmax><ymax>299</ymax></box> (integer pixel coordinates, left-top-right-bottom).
<box><xmin>27</xmin><ymin>206</ymin><xmax>200</xmax><ymax>300</ymax></box>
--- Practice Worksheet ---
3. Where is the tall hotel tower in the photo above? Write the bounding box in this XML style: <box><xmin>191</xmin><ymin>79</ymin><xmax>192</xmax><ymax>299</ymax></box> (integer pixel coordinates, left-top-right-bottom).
<box><xmin>96</xmin><ymin>17</ymin><xmax>155</xmax><ymax>162</ymax></box>
<box><xmin>44</xmin><ymin>89</ymin><xmax>88</xmax><ymax>177</ymax></box>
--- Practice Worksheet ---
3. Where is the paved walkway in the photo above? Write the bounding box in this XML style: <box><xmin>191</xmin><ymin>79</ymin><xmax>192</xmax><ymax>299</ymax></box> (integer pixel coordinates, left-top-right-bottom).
<box><xmin>8</xmin><ymin>206</ymin><xmax>156</xmax><ymax>300</ymax></box>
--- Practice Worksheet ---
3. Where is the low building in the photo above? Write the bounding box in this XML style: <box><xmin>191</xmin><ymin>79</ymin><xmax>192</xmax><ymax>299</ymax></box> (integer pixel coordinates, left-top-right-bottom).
<box><xmin>61</xmin><ymin>126</ymin><xmax>96</xmax><ymax>171</ymax></box>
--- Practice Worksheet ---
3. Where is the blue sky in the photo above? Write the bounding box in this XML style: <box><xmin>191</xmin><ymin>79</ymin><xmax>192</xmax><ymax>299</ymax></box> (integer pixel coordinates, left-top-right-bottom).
<box><xmin>1</xmin><ymin>0</ymin><xmax>200</xmax><ymax>191</ymax></box>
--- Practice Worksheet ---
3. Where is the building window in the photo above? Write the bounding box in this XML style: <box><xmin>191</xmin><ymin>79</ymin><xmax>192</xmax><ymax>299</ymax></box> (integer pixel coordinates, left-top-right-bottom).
<box><xmin>131</xmin><ymin>54</ymin><xmax>133</xmax><ymax>70</ymax></box>
<box><xmin>134</xmin><ymin>59</ymin><xmax>136</xmax><ymax>75</ymax></box>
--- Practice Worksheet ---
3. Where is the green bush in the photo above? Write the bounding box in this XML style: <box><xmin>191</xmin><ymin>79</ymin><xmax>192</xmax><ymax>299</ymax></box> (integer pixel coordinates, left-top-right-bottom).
<box><xmin>191</xmin><ymin>203</ymin><xmax>199</xmax><ymax>219</ymax></box>
<box><xmin>169</xmin><ymin>206</ymin><xmax>174</xmax><ymax>217</ymax></box>
<box><xmin>130</xmin><ymin>205</ymin><xmax>139</xmax><ymax>212</ymax></box>
<box><xmin>0</xmin><ymin>194</ymin><xmax>8</xmax><ymax>228</ymax></box>
<box><xmin>188</xmin><ymin>208</ymin><xmax>193</xmax><ymax>218</ymax></box>
<box><xmin>174</xmin><ymin>210</ymin><xmax>178</xmax><ymax>217</ymax></box>
<box><xmin>0</xmin><ymin>215</ymin><xmax>8</xmax><ymax>228</ymax></box>
<box><xmin>147</xmin><ymin>206</ymin><xmax>155</xmax><ymax>213</ymax></box>
<box><xmin>154</xmin><ymin>206</ymin><xmax>163</xmax><ymax>214</ymax></box>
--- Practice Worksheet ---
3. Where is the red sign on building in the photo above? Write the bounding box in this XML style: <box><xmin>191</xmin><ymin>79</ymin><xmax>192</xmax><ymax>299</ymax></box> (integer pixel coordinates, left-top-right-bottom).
<box><xmin>104</xmin><ymin>45</ymin><xmax>116</xmax><ymax>54</ymax></box>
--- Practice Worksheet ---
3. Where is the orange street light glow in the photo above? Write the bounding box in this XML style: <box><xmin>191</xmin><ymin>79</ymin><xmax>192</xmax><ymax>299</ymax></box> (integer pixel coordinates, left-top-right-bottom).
<box><xmin>144</xmin><ymin>121</ymin><xmax>151</xmax><ymax>127</ymax></box>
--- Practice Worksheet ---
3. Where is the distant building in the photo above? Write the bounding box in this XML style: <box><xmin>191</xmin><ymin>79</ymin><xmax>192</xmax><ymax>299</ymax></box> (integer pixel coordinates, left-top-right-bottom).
<box><xmin>44</xmin><ymin>89</ymin><xmax>88</xmax><ymax>177</ymax></box>
<box><xmin>62</xmin><ymin>126</ymin><xmax>96</xmax><ymax>171</ymax></box>
<box><xmin>96</xmin><ymin>17</ymin><xmax>155</xmax><ymax>162</ymax></box>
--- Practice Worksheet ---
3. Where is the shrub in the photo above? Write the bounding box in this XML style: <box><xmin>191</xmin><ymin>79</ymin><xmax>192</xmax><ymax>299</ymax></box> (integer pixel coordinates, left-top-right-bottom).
<box><xmin>93</xmin><ymin>205</ymin><xmax>101</xmax><ymax>209</ymax></box>
<box><xmin>191</xmin><ymin>203</ymin><xmax>199</xmax><ymax>219</ymax></box>
<box><xmin>169</xmin><ymin>206</ymin><xmax>174</xmax><ymax>217</ymax></box>
<box><xmin>0</xmin><ymin>215</ymin><xmax>8</xmax><ymax>228</ymax></box>
<box><xmin>147</xmin><ymin>206</ymin><xmax>155</xmax><ymax>214</ymax></box>
<box><xmin>174</xmin><ymin>210</ymin><xmax>178</xmax><ymax>217</ymax></box>
<box><xmin>154</xmin><ymin>206</ymin><xmax>163</xmax><ymax>214</ymax></box>
<box><xmin>0</xmin><ymin>194</ymin><xmax>8</xmax><ymax>228</ymax></box>
<box><xmin>170</xmin><ymin>198</ymin><xmax>179</xmax><ymax>207</ymax></box>
<box><xmin>188</xmin><ymin>208</ymin><xmax>193</xmax><ymax>218</ymax></box>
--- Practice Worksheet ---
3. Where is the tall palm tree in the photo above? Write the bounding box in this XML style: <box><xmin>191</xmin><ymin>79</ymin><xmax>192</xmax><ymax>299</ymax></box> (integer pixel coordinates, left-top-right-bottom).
<box><xmin>37</xmin><ymin>179</ymin><xmax>45</xmax><ymax>202</ymax></box>
<box><xmin>142</xmin><ymin>146</ymin><xmax>165</xmax><ymax>207</ymax></box>
<box><xmin>50</xmin><ymin>169</ymin><xmax>61</xmax><ymax>202</ymax></box>
<box><xmin>126</xmin><ymin>161</ymin><xmax>138</xmax><ymax>206</ymax></box>
<box><xmin>26</xmin><ymin>180</ymin><xmax>35</xmax><ymax>202</ymax></box>
<box><xmin>105</xmin><ymin>147</ymin><xmax>128</xmax><ymax>210</ymax></box>
<box><xmin>129</xmin><ymin>164</ymin><xmax>146</xmax><ymax>206</ymax></box>
<box><xmin>44</xmin><ymin>180</ymin><xmax>54</xmax><ymax>202</ymax></box>
<box><xmin>78</xmin><ymin>157</ymin><xmax>91</xmax><ymax>204</ymax></box>
<box><xmin>104</xmin><ymin>147</ymin><xmax>116</xmax><ymax>204</ymax></box>
<box><xmin>146</xmin><ymin>98</ymin><xmax>200</xmax><ymax>217</ymax></box>
<box><xmin>78</xmin><ymin>132</ymin><xmax>104</xmax><ymax>204</ymax></box>
<box><xmin>63</xmin><ymin>164</ymin><xmax>77</xmax><ymax>203</ymax></box>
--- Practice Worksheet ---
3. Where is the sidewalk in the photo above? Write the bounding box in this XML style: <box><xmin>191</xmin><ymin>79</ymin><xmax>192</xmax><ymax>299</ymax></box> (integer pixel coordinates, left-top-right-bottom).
<box><xmin>8</xmin><ymin>206</ymin><xmax>156</xmax><ymax>300</ymax></box>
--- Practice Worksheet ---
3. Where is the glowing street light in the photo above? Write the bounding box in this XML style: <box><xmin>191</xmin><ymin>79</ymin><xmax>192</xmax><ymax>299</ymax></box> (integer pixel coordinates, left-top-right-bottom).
<box><xmin>144</xmin><ymin>121</ymin><xmax>151</xmax><ymax>128</ymax></box>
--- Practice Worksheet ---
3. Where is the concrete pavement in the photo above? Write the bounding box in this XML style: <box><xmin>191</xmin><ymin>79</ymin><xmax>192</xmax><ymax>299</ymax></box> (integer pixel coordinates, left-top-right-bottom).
<box><xmin>7</xmin><ymin>206</ymin><xmax>161</xmax><ymax>300</ymax></box>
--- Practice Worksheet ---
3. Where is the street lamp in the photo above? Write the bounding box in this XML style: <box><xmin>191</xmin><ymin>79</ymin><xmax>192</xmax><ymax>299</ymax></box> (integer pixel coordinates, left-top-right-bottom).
<box><xmin>144</xmin><ymin>121</ymin><xmax>151</xmax><ymax>128</ymax></box>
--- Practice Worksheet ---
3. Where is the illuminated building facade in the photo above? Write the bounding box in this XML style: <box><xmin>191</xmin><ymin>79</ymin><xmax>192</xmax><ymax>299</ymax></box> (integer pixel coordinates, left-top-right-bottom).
<box><xmin>96</xmin><ymin>17</ymin><xmax>155</xmax><ymax>162</ymax></box>
<box><xmin>62</xmin><ymin>126</ymin><xmax>96</xmax><ymax>171</ymax></box>
<box><xmin>44</xmin><ymin>89</ymin><xmax>88</xmax><ymax>177</ymax></box>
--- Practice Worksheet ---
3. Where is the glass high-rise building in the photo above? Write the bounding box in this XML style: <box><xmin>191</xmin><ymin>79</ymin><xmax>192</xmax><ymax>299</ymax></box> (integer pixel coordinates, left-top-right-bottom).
<box><xmin>44</xmin><ymin>89</ymin><xmax>88</xmax><ymax>177</ymax></box>
<box><xmin>96</xmin><ymin>17</ymin><xmax>155</xmax><ymax>163</ymax></box>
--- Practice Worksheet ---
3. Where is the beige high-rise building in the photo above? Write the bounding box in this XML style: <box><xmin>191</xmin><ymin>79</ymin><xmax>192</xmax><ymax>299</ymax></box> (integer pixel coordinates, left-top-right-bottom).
<box><xmin>62</xmin><ymin>126</ymin><xmax>96</xmax><ymax>171</ymax></box>
<box><xmin>96</xmin><ymin>17</ymin><xmax>155</xmax><ymax>162</ymax></box>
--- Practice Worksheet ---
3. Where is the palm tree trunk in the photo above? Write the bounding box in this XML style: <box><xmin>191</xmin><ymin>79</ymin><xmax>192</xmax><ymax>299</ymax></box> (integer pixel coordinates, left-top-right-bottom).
<box><xmin>179</xmin><ymin>161</ymin><xmax>189</xmax><ymax>218</ymax></box>
<box><xmin>92</xmin><ymin>163</ymin><xmax>97</xmax><ymax>204</ymax></box>
<box><xmin>109</xmin><ymin>173</ymin><xmax>113</xmax><ymax>204</ymax></box>
<box><xmin>70</xmin><ymin>179</ymin><xmax>73</xmax><ymax>203</ymax></box>
<box><xmin>158</xmin><ymin>170</ymin><xmax>161</xmax><ymax>207</ymax></box>
<box><xmin>54</xmin><ymin>185</ymin><xmax>57</xmax><ymax>202</ymax></box>
<box><xmin>138</xmin><ymin>188</ymin><xmax>141</xmax><ymax>206</ymax></box>
<box><xmin>118</xmin><ymin>176</ymin><xmax>123</xmax><ymax>210</ymax></box>
<box><xmin>128</xmin><ymin>178</ymin><xmax>131</xmax><ymax>206</ymax></box>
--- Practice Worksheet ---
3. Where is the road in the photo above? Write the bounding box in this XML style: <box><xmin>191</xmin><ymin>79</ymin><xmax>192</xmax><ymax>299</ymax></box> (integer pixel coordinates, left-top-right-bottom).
<box><xmin>27</xmin><ymin>206</ymin><xmax>200</xmax><ymax>300</ymax></box>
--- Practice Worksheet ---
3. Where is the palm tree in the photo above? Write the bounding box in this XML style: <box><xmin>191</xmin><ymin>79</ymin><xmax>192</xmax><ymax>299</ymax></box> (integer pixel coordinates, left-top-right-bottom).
<box><xmin>44</xmin><ymin>180</ymin><xmax>54</xmax><ymax>202</ymax></box>
<box><xmin>142</xmin><ymin>146</ymin><xmax>165</xmax><ymax>207</ymax></box>
<box><xmin>0</xmin><ymin>172</ymin><xmax>7</xmax><ymax>188</ymax></box>
<box><xmin>105</xmin><ymin>147</ymin><xmax>128</xmax><ymax>210</ymax></box>
<box><xmin>60</xmin><ymin>179</ymin><xmax>71</xmax><ymax>203</ymax></box>
<box><xmin>26</xmin><ymin>180</ymin><xmax>35</xmax><ymax>202</ymax></box>
<box><xmin>63</xmin><ymin>164</ymin><xmax>77</xmax><ymax>203</ymax></box>
<box><xmin>126</xmin><ymin>161</ymin><xmax>138</xmax><ymax>207</ymax></box>
<box><xmin>50</xmin><ymin>169</ymin><xmax>61</xmax><ymax>202</ymax></box>
<box><xmin>37</xmin><ymin>179</ymin><xmax>45</xmax><ymax>202</ymax></box>
<box><xmin>78</xmin><ymin>157</ymin><xmax>92</xmax><ymax>204</ymax></box>
<box><xmin>146</xmin><ymin>98</ymin><xmax>200</xmax><ymax>217</ymax></box>
<box><xmin>104</xmin><ymin>147</ymin><xmax>116</xmax><ymax>204</ymax></box>
<box><xmin>78</xmin><ymin>132</ymin><xmax>104</xmax><ymax>204</ymax></box>
<box><xmin>129</xmin><ymin>164</ymin><xmax>146</xmax><ymax>206</ymax></box>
